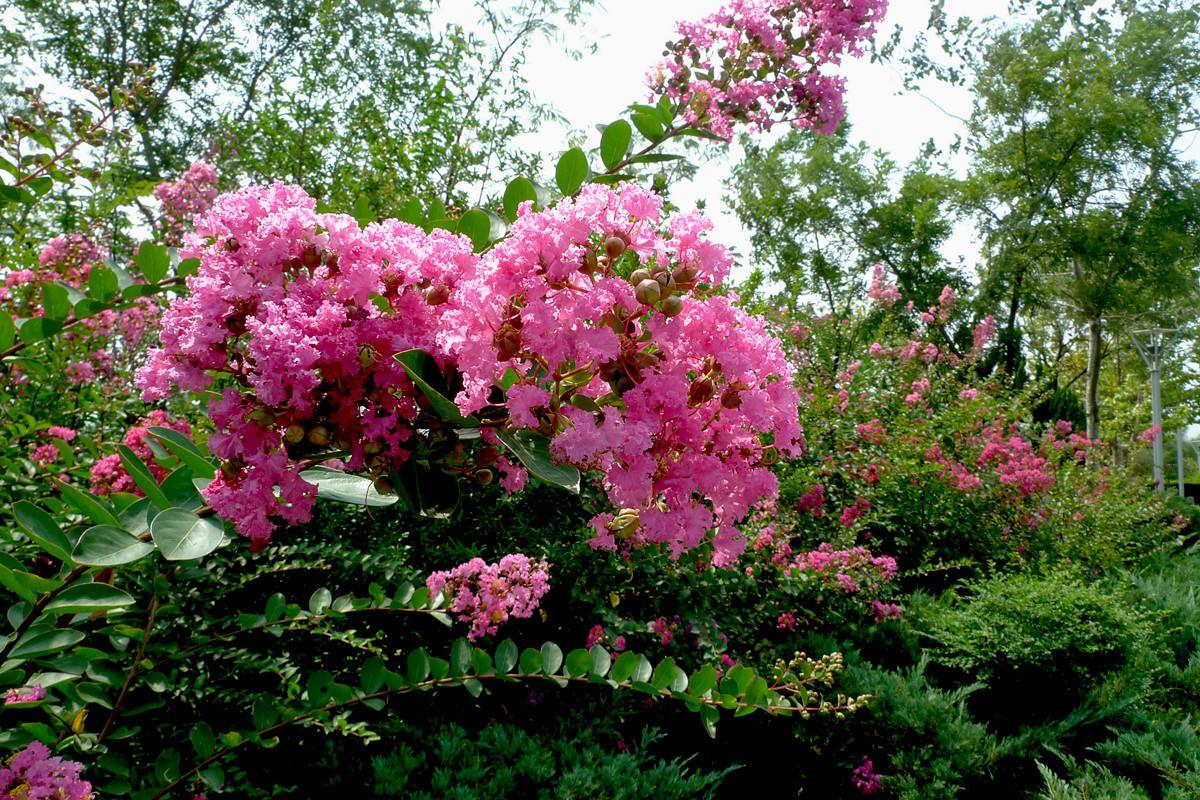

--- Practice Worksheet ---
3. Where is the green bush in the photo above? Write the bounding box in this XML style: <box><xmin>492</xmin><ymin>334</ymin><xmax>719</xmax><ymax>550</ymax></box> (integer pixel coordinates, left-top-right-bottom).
<box><xmin>371</xmin><ymin>722</ymin><xmax>735</xmax><ymax>799</ymax></box>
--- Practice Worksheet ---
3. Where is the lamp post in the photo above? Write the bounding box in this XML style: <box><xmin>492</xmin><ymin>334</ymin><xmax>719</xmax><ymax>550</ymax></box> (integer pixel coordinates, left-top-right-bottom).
<box><xmin>1131</xmin><ymin>328</ymin><xmax>1177</xmax><ymax>492</ymax></box>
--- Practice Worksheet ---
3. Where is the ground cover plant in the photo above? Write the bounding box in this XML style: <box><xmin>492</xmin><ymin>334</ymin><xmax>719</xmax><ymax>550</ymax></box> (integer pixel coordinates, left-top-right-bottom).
<box><xmin>2</xmin><ymin>0</ymin><xmax>1199</xmax><ymax>797</ymax></box>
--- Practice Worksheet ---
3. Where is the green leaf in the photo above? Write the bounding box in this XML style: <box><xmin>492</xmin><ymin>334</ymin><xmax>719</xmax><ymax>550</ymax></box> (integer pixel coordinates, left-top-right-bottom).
<box><xmin>309</xmin><ymin>587</ymin><xmax>332</xmax><ymax>615</ymax></box>
<box><xmin>353</xmin><ymin>195</ymin><xmax>375</xmax><ymax>227</ymax></box>
<box><xmin>26</xmin><ymin>176</ymin><xmax>53</xmax><ymax>196</ymax></box>
<box><xmin>53</xmin><ymin>480</ymin><xmax>120</xmax><ymax>526</ymax></box>
<box><xmin>688</xmin><ymin>664</ymin><xmax>718</xmax><ymax>697</ymax></box>
<box><xmin>40</xmin><ymin>284</ymin><xmax>70</xmax><ymax>321</ymax></box>
<box><xmin>117</xmin><ymin>446</ymin><xmax>170</xmax><ymax>509</ymax></box>
<box><xmin>700</xmin><ymin>704</ymin><xmax>720</xmax><ymax>738</ymax></box>
<box><xmin>632</xmin><ymin>655</ymin><xmax>653</xmax><ymax>684</ymax></box>
<box><xmin>540</xmin><ymin>642</ymin><xmax>563</xmax><ymax>675</ymax></box>
<box><xmin>395</xmin><ymin>349</ymin><xmax>478</xmax><ymax>426</ymax></box>
<box><xmin>495</xmin><ymin>430</ymin><xmax>580</xmax><ymax>492</ymax></box>
<box><xmin>627</xmin><ymin>153</ymin><xmax>686</xmax><ymax>164</ymax></box>
<box><xmin>306</xmin><ymin>670</ymin><xmax>334</xmax><ymax>707</ymax></box>
<box><xmin>450</xmin><ymin>638</ymin><xmax>471</xmax><ymax>677</ymax></box>
<box><xmin>176</xmin><ymin>257</ymin><xmax>200</xmax><ymax>278</ymax></box>
<box><xmin>0</xmin><ymin>184</ymin><xmax>35</xmax><ymax>205</ymax></box>
<box><xmin>502</xmin><ymin>177</ymin><xmax>538</xmax><ymax>222</ymax></box>
<box><xmin>0</xmin><ymin>565</ymin><xmax>57</xmax><ymax>603</ymax></box>
<box><xmin>134</xmin><ymin>243</ymin><xmax>169</xmax><ymax>283</ymax></box>
<box><xmin>150</xmin><ymin>509</ymin><xmax>223</xmax><ymax>561</ymax></box>
<box><xmin>18</xmin><ymin>317</ymin><xmax>62</xmax><ymax>344</ymax></box>
<box><xmin>589</xmin><ymin>645</ymin><xmax>611</xmax><ymax>678</ymax></box>
<box><xmin>10</xmin><ymin>628</ymin><xmax>85</xmax><ymax>659</ymax></box>
<box><xmin>46</xmin><ymin>583</ymin><xmax>134</xmax><ymax>614</ymax></box>
<box><xmin>631</xmin><ymin>111</ymin><xmax>664</xmax><ymax>142</ymax></box>
<box><xmin>651</xmin><ymin>657</ymin><xmax>678</xmax><ymax>690</ymax></box>
<box><xmin>457</xmin><ymin>209</ymin><xmax>491</xmax><ymax>252</ymax></box>
<box><xmin>519</xmin><ymin>648</ymin><xmax>543</xmax><ymax>675</ymax></box>
<box><xmin>611</xmin><ymin>651</ymin><xmax>639</xmax><ymax>683</ymax></box>
<box><xmin>495</xmin><ymin>639</ymin><xmax>518</xmax><ymax>673</ymax></box>
<box><xmin>299</xmin><ymin>466</ymin><xmax>398</xmax><ymax>507</ymax></box>
<box><xmin>87</xmin><ymin>266</ymin><xmax>119</xmax><ymax>303</ymax></box>
<box><xmin>360</xmin><ymin>657</ymin><xmax>385</xmax><ymax>693</ymax></box>
<box><xmin>555</xmin><ymin>147</ymin><xmax>589</xmax><ymax>195</ymax></box>
<box><xmin>146</xmin><ymin>427</ymin><xmax>215</xmax><ymax>479</ymax></box>
<box><xmin>397</xmin><ymin>199</ymin><xmax>424</xmax><ymax>226</ymax></box>
<box><xmin>565</xmin><ymin>648</ymin><xmax>592</xmax><ymax>677</ymax></box>
<box><xmin>471</xmin><ymin>648</ymin><xmax>494</xmax><ymax>677</ymax></box>
<box><xmin>600</xmin><ymin>119</ymin><xmax>633</xmax><ymax>170</ymax></box>
<box><xmin>407</xmin><ymin>648</ymin><xmax>430</xmax><ymax>682</ymax></box>
<box><xmin>13</xmin><ymin>501</ymin><xmax>72</xmax><ymax>562</ymax></box>
<box><xmin>0</xmin><ymin>312</ymin><xmax>15</xmax><ymax>350</ymax></box>
<box><xmin>72</xmin><ymin>526</ymin><xmax>155</xmax><ymax>566</ymax></box>
<box><xmin>189</xmin><ymin>722</ymin><xmax>215</xmax><ymax>758</ymax></box>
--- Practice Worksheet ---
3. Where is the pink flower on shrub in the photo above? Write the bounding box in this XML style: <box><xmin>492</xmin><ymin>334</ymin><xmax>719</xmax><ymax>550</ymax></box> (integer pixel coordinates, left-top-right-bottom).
<box><xmin>30</xmin><ymin>443</ymin><xmax>60</xmax><ymax>468</ymax></box>
<box><xmin>1139</xmin><ymin>424</ymin><xmax>1161</xmax><ymax>443</ymax></box>
<box><xmin>851</xmin><ymin>756</ymin><xmax>883</xmax><ymax>795</ymax></box>
<box><xmin>839</xmin><ymin>496</ymin><xmax>870</xmax><ymax>527</ymax></box>
<box><xmin>427</xmin><ymin>554</ymin><xmax>551</xmax><ymax>641</ymax></box>
<box><xmin>0</xmin><ymin>742</ymin><xmax>93</xmax><ymax>800</ymax></box>
<box><xmin>866</xmin><ymin>265</ymin><xmax>901</xmax><ymax>308</ymax></box>
<box><xmin>154</xmin><ymin>161</ymin><xmax>220</xmax><ymax>244</ymax></box>
<box><xmin>869</xmin><ymin>601</ymin><xmax>902</xmax><ymax>622</ymax></box>
<box><xmin>586</xmin><ymin>624</ymin><xmax>606</xmax><ymax>649</ymax></box>
<box><xmin>4</xmin><ymin>684</ymin><xmax>45</xmax><ymax>704</ymax></box>
<box><xmin>46</xmin><ymin>426</ymin><xmax>76</xmax><ymax>442</ymax></box>
<box><xmin>777</xmin><ymin>611</ymin><xmax>797</xmax><ymax>630</ymax></box>
<box><xmin>795</xmin><ymin>483</ymin><xmax>826</xmax><ymax>516</ymax></box>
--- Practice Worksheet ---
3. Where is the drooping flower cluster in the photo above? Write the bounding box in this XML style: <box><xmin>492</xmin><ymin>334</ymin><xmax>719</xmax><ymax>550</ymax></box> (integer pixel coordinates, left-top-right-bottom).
<box><xmin>648</xmin><ymin>0</ymin><xmax>887</xmax><ymax>139</ymax></box>
<box><xmin>90</xmin><ymin>411</ymin><xmax>191</xmax><ymax>495</ymax></box>
<box><xmin>139</xmin><ymin>182</ymin><xmax>804</xmax><ymax>563</ymax></box>
<box><xmin>0</xmin><ymin>742</ymin><xmax>93</xmax><ymax>800</ymax></box>
<box><xmin>426</xmin><ymin>554</ymin><xmax>551</xmax><ymax>641</ymax></box>
<box><xmin>154</xmin><ymin>161</ymin><xmax>220</xmax><ymax>245</ymax></box>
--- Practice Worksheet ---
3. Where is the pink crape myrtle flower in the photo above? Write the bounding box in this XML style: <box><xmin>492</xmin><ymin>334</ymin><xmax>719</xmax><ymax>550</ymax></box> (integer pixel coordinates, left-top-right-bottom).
<box><xmin>4</xmin><ymin>684</ymin><xmax>45</xmax><ymax>704</ymax></box>
<box><xmin>649</xmin><ymin>0</ymin><xmax>887</xmax><ymax>139</ymax></box>
<box><xmin>0</xmin><ymin>742</ymin><xmax>93</xmax><ymax>800</ymax></box>
<box><xmin>427</xmin><ymin>554</ymin><xmax>551</xmax><ymax>641</ymax></box>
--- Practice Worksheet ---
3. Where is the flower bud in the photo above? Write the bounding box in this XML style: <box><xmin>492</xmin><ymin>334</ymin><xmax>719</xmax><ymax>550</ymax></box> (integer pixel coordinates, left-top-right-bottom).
<box><xmin>475</xmin><ymin>468</ymin><xmax>494</xmax><ymax>485</ymax></box>
<box><xmin>284</xmin><ymin>424</ymin><xmax>306</xmax><ymax>445</ymax></box>
<box><xmin>358</xmin><ymin>345</ymin><xmax>377</xmax><ymax>368</ymax></box>
<box><xmin>425</xmin><ymin>284</ymin><xmax>450</xmax><ymax>305</ymax></box>
<box><xmin>475</xmin><ymin>445</ymin><xmax>500</xmax><ymax>468</ymax></box>
<box><xmin>674</xmin><ymin>265</ymin><xmax>698</xmax><ymax>286</ymax></box>
<box><xmin>607</xmin><ymin>507</ymin><xmax>641</xmax><ymax>539</ymax></box>
<box><xmin>373</xmin><ymin>475</ymin><xmax>394</xmax><ymax>494</ymax></box>
<box><xmin>635</xmin><ymin>279</ymin><xmax>662</xmax><ymax>305</ymax></box>
<box><xmin>306</xmin><ymin>425</ymin><xmax>331</xmax><ymax>447</ymax></box>
<box><xmin>301</xmin><ymin>246</ymin><xmax>322</xmax><ymax>270</ymax></box>
<box><xmin>629</xmin><ymin>268</ymin><xmax>651</xmax><ymax>285</ymax></box>
<box><xmin>660</xmin><ymin>295</ymin><xmax>684</xmax><ymax>317</ymax></box>
<box><xmin>688</xmin><ymin>377</ymin><xmax>715</xmax><ymax>406</ymax></box>
<box><xmin>605</xmin><ymin>235</ymin><xmax>626</xmax><ymax>261</ymax></box>
<box><xmin>720</xmin><ymin>386</ymin><xmax>742</xmax><ymax>409</ymax></box>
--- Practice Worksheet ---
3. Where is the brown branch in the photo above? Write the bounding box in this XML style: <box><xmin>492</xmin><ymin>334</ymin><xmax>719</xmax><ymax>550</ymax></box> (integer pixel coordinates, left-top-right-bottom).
<box><xmin>98</xmin><ymin>592</ymin><xmax>160</xmax><ymax>743</ymax></box>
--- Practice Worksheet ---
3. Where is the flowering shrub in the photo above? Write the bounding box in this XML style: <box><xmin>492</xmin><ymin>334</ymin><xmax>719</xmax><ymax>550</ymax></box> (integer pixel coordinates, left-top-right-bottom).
<box><xmin>138</xmin><ymin>181</ymin><xmax>803</xmax><ymax>564</ymax></box>
<box><xmin>0</xmin><ymin>743</ymin><xmax>92</xmax><ymax>800</ymax></box>
<box><xmin>154</xmin><ymin>161</ymin><xmax>220</xmax><ymax>245</ymax></box>
<box><xmin>427</xmin><ymin>553</ymin><xmax>551</xmax><ymax>641</ymax></box>
<box><xmin>649</xmin><ymin>0</ymin><xmax>888</xmax><ymax>139</ymax></box>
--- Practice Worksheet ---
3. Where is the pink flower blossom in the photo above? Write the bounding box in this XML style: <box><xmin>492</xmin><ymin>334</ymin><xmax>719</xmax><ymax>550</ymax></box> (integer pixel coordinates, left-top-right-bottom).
<box><xmin>851</xmin><ymin>756</ymin><xmax>883</xmax><ymax>795</ymax></box>
<box><xmin>866</xmin><ymin>264</ymin><xmax>901</xmax><ymax>307</ymax></box>
<box><xmin>4</xmin><ymin>684</ymin><xmax>45</xmax><ymax>704</ymax></box>
<box><xmin>0</xmin><ymin>742</ymin><xmax>93</xmax><ymax>800</ymax></box>
<box><xmin>427</xmin><ymin>554</ymin><xmax>551</xmax><ymax>641</ymax></box>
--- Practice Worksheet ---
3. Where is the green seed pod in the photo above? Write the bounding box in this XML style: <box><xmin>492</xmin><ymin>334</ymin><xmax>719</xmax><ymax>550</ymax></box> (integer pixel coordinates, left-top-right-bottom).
<box><xmin>635</xmin><ymin>279</ymin><xmax>662</xmax><ymax>305</ymax></box>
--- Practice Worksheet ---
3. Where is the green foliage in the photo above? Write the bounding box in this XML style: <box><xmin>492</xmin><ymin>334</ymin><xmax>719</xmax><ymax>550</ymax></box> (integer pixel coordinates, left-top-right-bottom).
<box><xmin>371</xmin><ymin>722</ymin><xmax>734</xmax><ymax>799</ymax></box>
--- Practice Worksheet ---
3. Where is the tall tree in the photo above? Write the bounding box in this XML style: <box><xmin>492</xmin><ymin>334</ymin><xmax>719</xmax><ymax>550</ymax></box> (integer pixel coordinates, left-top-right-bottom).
<box><xmin>925</xmin><ymin>0</ymin><xmax>1200</xmax><ymax>439</ymax></box>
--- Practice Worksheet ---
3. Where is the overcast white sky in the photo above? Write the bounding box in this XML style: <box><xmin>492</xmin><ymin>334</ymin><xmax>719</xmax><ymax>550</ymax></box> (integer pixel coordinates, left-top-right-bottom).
<box><xmin>432</xmin><ymin>0</ymin><xmax>1011</xmax><ymax>273</ymax></box>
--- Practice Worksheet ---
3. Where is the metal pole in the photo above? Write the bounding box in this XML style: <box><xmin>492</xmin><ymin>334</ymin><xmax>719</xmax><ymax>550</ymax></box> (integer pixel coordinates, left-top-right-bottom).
<box><xmin>1178</xmin><ymin>427</ymin><xmax>1186</xmax><ymax>498</ymax></box>
<box><xmin>1151</xmin><ymin>358</ymin><xmax>1164</xmax><ymax>491</ymax></box>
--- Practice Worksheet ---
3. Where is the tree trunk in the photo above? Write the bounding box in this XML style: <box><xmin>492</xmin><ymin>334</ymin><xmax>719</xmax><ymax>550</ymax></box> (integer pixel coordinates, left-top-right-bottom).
<box><xmin>1085</xmin><ymin>315</ymin><xmax>1102</xmax><ymax>441</ymax></box>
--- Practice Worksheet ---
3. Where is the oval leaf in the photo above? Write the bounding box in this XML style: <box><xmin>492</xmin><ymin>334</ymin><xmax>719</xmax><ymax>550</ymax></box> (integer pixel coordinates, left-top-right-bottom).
<box><xmin>73</xmin><ymin>525</ymin><xmax>155</xmax><ymax>566</ymax></box>
<box><xmin>46</xmin><ymin>583</ymin><xmax>135</xmax><ymax>614</ymax></box>
<box><xmin>502</xmin><ymin>177</ymin><xmax>538</xmax><ymax>222</ymax></box>
<box><xmin>555</xmin><ymin>147</ymin><xmax>589</xmax><ymax>195</ymax></box>
<box><xmin>600</xmin><ymin>119</ymin><xmax>633</xmax><ymax>170</ymax></box>
<box><xmin>298</xmin><ymin>466</ymin><xmax>398</xmax><ymax>507</ymax></box>
<box><xmin>13</xmin><ymin>501</ymin><xmax>72</xmax><ymax>562</ymax></box>
<box><xmin>150</xmin><ymin>509</ymin><xmax>223</xmax><ymax>561</ymax></box>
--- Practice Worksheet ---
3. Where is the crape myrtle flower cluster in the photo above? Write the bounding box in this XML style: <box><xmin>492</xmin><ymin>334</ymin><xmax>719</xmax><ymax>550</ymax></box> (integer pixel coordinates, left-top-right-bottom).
<box><xmin>138</xmin><ymin>182</ymin><xmax>803</xmax><ymax>564</ymax></box>
<box><xmin>90</xmin><ymin>411</ymin><xmax>192</xmax><ymax>496</ymax></box>
<box><xmin>0</xmin><ymin>742</ymin><xmax>92</xmax><ymax>800</ymax></box>
<box><xmin>426</xmin><ymin>554</ymin><xmax>551</xmax><ymax>641</ymax></box>
<box><xmin>154</xmin><ymin>161</ymin><xmax>220</xmax><ymax>245</ymax></box>
<box><xmin>648</xmin><ymin>0</ymin><xmax>888</xmax><ymax>139</ymax></box>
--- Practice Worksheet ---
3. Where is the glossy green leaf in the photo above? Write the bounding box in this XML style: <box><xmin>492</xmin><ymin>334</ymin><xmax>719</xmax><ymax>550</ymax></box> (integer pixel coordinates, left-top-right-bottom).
<box><xmin>0</xmin><ymin>565</ymin><xmax>57</xmax><ymax>603</ymax></box>
<box><xmin>495</xmin><ymin>430</ymin><xmax>580</xmax><ymax>492</ymax></box>
<box><xmin>18</xmin><ymin>317</ymin><xmax>62</xmax><ymax>344</ymax></box>
<box><xmin>600</xmin><ymin>119</ymin><xmax>633</xmax><ymax>170</ymax></box>
<box><xmin>631</xmin><ymin>111</ymin><xmax>664</xmax><ymax>142</ymax></box>
<box><xmin>0</xmin><ymin>312</ymin><xmax>15</xmax><ymax>350</ymax></box>
<box><xmin>555</xmin><ymin>147</ymin><xmax>589</xmax><ymax>195</ymax></box>
<box><xmin>41</xmin><ymin>283</ymin><xmax>70</xmax><ymax>321</ymax></box>
<box><xmin>135</xmin><ymin>243</ymin><xmax>170</xmax><ymax>283</ymax></box>
<box><xmin>87</xmin><ymin>266</ymin><xmax>119</xmax><ymax>302</ymax></box>
<box><xmin>611</xmin><ymin>652</ymin><xmax>640</xmax><ymax>683</ymax></box>
<box><xmin>450</xmin><ymin>638</ymin><xmax>471</xmax><ymax>677</ymax></box>
<box><xmin>457</xmin><ymin>208</ymin><xmax>491</xmax><ymax>252</ymax></box>
<box><xmin>540</xmin><ymin>642</ymin><xmax>563</xmax><ymax>675</ymax></box>
<box><xmin>190</xmin><ymin>722</ymin><xmax>216</xmax><ymax>757</ymax></box>
<box><xmin>495</xmin><ymin>639</ymin><xmax>518</xmax><ymax>673</ymax></box>
<box><xmin>53</xmin><ymin>480</ymin><xmax>120</xmax><ymax>526</ymax></box>
<box><xmin>360</xmin><ymin>656</ymin><xmax>385</xmax><ymax>693</ymax></box>
<box><xmin>12</xmin><ymin>501</ymin><xmax>72</xmax><ymax>562</ymax></box>
<box><xmin>299</xmin><ymin>466</ymin><xmax>398</xmax><ymax>507</ymax></box>
<box><xmin>150</xmin><ymin>509</ymin><xmax>223</xmax><ymax>561</ymax></box>
<box><xmin>146</xmin><ymin>427</ymin><xmax>216</xmax><ymax>479</ymax></box>
<box><xmin>309</xmin><ymin>587</ymin><xmax>332</xmax><ymax>615</ymax></box>
<box><xmin>10</xmin><ymin>628</ymin><xmax>85</xmax><ymax>659</ymax></box>
<box><xmin>590</xmin><ymin>645</ymin><xmax>612</xmax><ymax>677</ymax></box>
<box><xmin>565</xmin><ymin>648</ymin><xmax>592</xmax><ymax>677</ymax></box>
<box><xmin>519</xmin><ymin>648</ymin><xmax>543</xmax><ymax>675</ymax></box>
<box><xmin>502</xmin><ymin>177</ymin><xmax>538</xmax><ymax>222</ymax></box>
<box><xmin>407</xmin><ymin>648</ymin><xmax>430</xmax><ymax>682</ymax></box>
<box><xmin>117</xmin><ymin>446</ymin><xmax>170</xmax><ymax>509</ymax></box>
<box><xmin>688</xmin><ymin>664</ymin><xmax>718</xmax><ymax>697</ymax></box>
<box><xmin>395</xmin><ymin>349</ymin><xmax>478</xmax><ymax>426</ymax></box>
<box><xmin>72</xmin><ymin>525</ymin><xmax>155</xmax><ymax>566</ymax></box>
<box><xmin>45</xmin><ymin>583</ymin><xmax>133</xmax><ymax>614</ymax></box>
